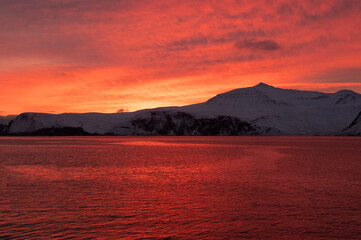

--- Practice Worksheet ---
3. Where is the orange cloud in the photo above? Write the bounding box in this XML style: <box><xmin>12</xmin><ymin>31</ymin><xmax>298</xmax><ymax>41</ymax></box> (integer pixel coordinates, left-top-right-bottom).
<box><xmin>0</xmin><ymin>0</ymin><xmax>361</xmax><ymax>115</ymax></box>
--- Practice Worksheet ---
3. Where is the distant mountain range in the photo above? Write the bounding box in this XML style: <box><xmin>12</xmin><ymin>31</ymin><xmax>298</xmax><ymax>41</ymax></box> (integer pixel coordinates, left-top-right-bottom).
<box><xmin>1</xmin><ymin>83</ymin><xmax>361</xmax><ymax>136</ymax></box>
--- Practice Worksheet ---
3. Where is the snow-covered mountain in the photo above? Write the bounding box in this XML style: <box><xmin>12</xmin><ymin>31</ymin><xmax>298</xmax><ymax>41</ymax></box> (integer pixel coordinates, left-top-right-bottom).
<box><xmin>5</xmin><ymin>111</ymin><xmax>277</xmax><ymax>136</ymax></box>
<box><xmin>0</xmin><ymin>115</ymin><xmax>16</xmax><ymax>125</ymax></box>
<box><xmin>0</xmin><ymin>115</ymin><xmax>17</xmax><ymax>135</ymax></box>
<box><xmin>341</xmin><ymin>111</ymin><xmax>361</xmax><ymax>136</ymax></box>
<box><xmin>2</xmin><ymin>83</ymin><xmax>361</xmax><ymax>135</ymax></box>
<box><xmin>7</xmin><ymin>112</ymin><xmax>133</xmax><ymax>135</ymax></box>
<box><xmin>176</xmin><ymin>83</ymin><xmax>361</xmax><ymax>135</ymax></box>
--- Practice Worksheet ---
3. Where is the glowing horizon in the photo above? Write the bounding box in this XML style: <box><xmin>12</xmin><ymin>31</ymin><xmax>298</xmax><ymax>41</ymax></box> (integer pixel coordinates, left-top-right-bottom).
<box><xmin>1</xmin><ymin>0</ymin><xmax>361</xmax><ymax>116</ymax></box>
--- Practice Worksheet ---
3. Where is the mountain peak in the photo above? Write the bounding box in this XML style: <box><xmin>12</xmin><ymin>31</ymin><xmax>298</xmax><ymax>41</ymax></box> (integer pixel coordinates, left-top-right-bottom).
<box><xmin>254</xmin><ymin>82</ymin><xmax>274</xmax><ymax>88</ymax></box>
<box><xmin>335</xmin><ymin>89</ymin><xmax>357</xmax><ymax>95</ymax></box>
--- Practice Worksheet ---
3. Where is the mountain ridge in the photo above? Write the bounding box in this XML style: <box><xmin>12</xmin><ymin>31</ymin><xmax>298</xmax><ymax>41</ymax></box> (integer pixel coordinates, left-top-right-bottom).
<box><xmin>2</xmin><ymin>83</ymin><xmax>361</xmax><ymax>136</ymax></box>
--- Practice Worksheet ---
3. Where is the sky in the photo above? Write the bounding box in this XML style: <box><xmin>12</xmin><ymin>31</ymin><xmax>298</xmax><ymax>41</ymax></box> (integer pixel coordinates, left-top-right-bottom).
<box><xmin>0</xmin><ymin>0</ymin><xmax>361</xmax><ymax>115</ymax></box>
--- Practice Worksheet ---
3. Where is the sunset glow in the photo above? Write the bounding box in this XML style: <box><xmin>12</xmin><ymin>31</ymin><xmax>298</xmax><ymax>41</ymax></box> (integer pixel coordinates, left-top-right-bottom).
<box><xmin>1</xmin><ymin>0</ymin><xmax>361</xmax><ymax>115</ymax></box>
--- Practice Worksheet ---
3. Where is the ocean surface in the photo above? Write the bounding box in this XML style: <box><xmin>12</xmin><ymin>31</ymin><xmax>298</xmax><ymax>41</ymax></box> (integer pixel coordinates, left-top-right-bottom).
<box><xmin>0</xmin><ymin>136</ymin><xmax>360</xmax><ymax>239</ymax></box>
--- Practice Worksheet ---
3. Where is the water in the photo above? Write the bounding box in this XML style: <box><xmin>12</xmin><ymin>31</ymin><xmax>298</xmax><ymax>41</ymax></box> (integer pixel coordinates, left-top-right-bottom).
<box><xmin>0</xmin><ymin>136</ymin><xmax>360</xmax><ymax>239</ymax></box>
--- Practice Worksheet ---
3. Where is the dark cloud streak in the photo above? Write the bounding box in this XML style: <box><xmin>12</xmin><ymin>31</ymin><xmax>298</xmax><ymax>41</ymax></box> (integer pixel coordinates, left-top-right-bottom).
<box><xmin>234</xmin><ymin>40</ymin><xmax>281</xmax><ymax>51</ymax></box>
<box><xmin>166</xmin><ymin>34</ymin><xmax>208</xmax><ymax>51</ymax></box>
<box><xmin>277</xmin><ymin>0</ymin><xmax>361</xmax><ymax>24</ymax></box>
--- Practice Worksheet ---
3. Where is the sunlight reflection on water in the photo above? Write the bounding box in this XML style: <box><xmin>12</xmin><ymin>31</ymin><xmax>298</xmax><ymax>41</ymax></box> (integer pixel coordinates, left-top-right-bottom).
<box><xmin>112</xmin><ymin>140</ymin><xmax>239</xmax><ymax>147</ymax></box>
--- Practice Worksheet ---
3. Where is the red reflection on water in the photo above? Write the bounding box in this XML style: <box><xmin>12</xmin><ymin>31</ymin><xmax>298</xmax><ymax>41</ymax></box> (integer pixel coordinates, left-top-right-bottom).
<box><xmin>0</xmin><ymin>137</ymin><xmax>361</xmax><ymax>239</ymax></box>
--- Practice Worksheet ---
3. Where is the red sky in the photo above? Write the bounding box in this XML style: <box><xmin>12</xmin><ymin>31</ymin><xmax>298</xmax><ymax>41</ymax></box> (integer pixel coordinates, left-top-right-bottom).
<box><xmin>0</xmin><ymin>0</ymin><xmax>360</xmax><ymax>115</ymax></box>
